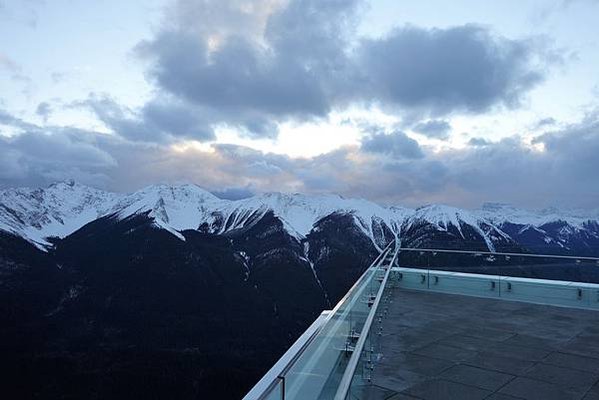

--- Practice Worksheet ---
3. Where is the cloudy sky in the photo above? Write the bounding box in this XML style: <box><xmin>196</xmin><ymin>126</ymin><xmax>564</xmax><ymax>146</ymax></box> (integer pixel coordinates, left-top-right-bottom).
<box><xmin>1</xmin><ymin>0</ymin><xmax>598</xmax><ymax>209</ymax></box>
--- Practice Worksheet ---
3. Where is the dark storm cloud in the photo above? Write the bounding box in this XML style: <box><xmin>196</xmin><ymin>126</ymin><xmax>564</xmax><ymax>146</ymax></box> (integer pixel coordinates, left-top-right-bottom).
<box><xmin>78</xmin><ymin>94</ymin><xmax>215</xmax><ymax>142</ymax></box>
<box><xmin>130</xmin><ymin>0</ymin><xmax>552</xmax><ymax>140</ymax></box>
<box><xmin>357</xmin><ymin>25</ymin><xmax>546</xmax><ymax>115</ymax></box>
<box><xmin>468</xmin><ymin>137</ymin><xmax>492</xmax><ymax>147</ymax></box>
<box><xmin>12</xmin><ymin>129</ymin><xmax>116</xmax><ymax>168</ymax></box>
<box><xmin>361</xmin><ymin>130</ymin><xmax>424</xmax><ymax>159</ymax></box>
<box><xmin>0</xmin><ymin>108</ymin><xmax>37</xmax><ymax>130</ymax></box>
<box><xmin>140</xmin><ymin>100</ymin><xmax>214</xmax><ymax>141</ymax></box>
<box><xmin>211</xmin><ymin>186</ymin><xmax>255</xmax><ymax>200</ymax></box>
<box><xmin>535</xmin><ymin>117</ymin><xmax>557</xmax><ymax>128</ymax></box>
<box><xmin>0</xmin><ymin>108</ymin><xmax>19</xmax><ymax>125</ymax></box>
<box><xmin>36</xmin><ymin>101</ymin><xmax>51</xmax><ymax>121</ymax></box>
<box><xmin>535</xmin><ymin>117</ymin><xmax>599</xmax><ymax>190</ymax></box>
<box><xmin>137</xmin><ymin>31</ymin><xmax>328</xmax><ymax>118</ymax></box>
<box><xmin>441</xmin><ymin>119</ymin><xmax>599</xmax><ymax>208</ymax></box>
<box><xmin>0</xmin><ymin>121</ymin><xmax>116</xmax><ymax>188</ymax></box>
<box><xmin>134</xmin><ymin>0</ymin><xmax>361</xmax><ymax>137</ymax></box>
<box><xmin>412</xmin><ymin>120</ymin><xmax>452</xmax><ymax>139</ymax></box>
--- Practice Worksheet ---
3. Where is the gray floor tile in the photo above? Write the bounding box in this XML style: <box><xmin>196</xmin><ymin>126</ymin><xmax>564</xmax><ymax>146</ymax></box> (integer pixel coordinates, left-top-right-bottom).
<box><xmin>483</xmin><ymin>342</ymin><xmax>552</xmax><ymax>361</ymax></box>
<box><xmin>439</xmin><ymin>364</ymin><xmax>514</xmax><ymax>391</ymax></box>
<box><xmin>464</xmin><ymin>353</ymin><xmax>535</xmax><ymax>375</ymax></box>
<box><xmin>386</xmin><ymin>394</ymin><xmax>421</xmax><ymax>400</ymax></box>
<box><xmin>580</xmin><ymin>325</ymin><xmax>599</xmax><ymax>335</ymax></box>
<box><xmin>543</xmin><ymin>352</ymin><xmax>599</xmax><ymax>373</ymax></box>
<box><xmin>371</xmin><ymin>365</ymin><xmax>427</xmax><ymax>393</ymax></box>
<box><xmin>348</xmin><ymin>384</ymin><xmax>398</xmax><ymax>400</ymax></box>
<box><xmin>485</xmin><ymin>393</ymin><xmax>525</xmax><ymax>400</ymax></box>
<box><xmin>378</xmin><ymin>352</ymin><xmax>454</xmax><ymax>376</ymax></box>
<box><xmin>381</xmin><ymin>328</ymin><xmax>449</xmax><ymax>353</ymax></box>
<box><xmin>465</xmin><ymin>353</ymin><xmax>536</xmax><ymax>375</ymax></box>
<box><xmin>583</xmin><ymin>382</ymin><xmax>599</xmax><ymax>400</ymax></box>
<box><xmin>561</xmin><ymin>337</ymin><xmax>599</xmax><ymax>358</ymax></box>
<box><xmin>460</xmin><ymin>326</ymin><xmax>515</xmax><ymax>342</ymax></box>
<box><xmin>402</xmin><ymin>378</ymin><xmax>491</xmax><ymax>400</ymax></box>
<box><xmin>482</xmin><ymin>321</ymin><xmax>525</xmax><ymax>333</ymax></box>
<box><xmin>524</xmin><ymin>363</ymin><xmax>598</xmax><ymax>391</ymax></box>
<box><xmin>501</xmin><ymin>334</ymin><xmax>563</xmax><ymax>350</ymax></box>
<box><xmin>521</xmin><ymin>328</ymin><xmax>579</xmax><ymax>342</ymax></box>
<box><xmin>499</xmin><ymin>377</ymin><xmax>581</xmax><ymax>400</ymax></box>
<box><xmin>437</xmin><ymin>334</ymin><xmax>496</xmax><ymax>351</ymax></box>
<box><xmin>412</xmin><ymin>343</ymin><xmax>477</xmax><ymax>362</ymax></box>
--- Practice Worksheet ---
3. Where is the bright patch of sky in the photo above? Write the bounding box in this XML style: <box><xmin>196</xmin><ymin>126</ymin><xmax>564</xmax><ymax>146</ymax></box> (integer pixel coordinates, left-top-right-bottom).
<box><xmin>0</xmin><ymin>0</ymin><xmax>161</xmax><ymax>125</ymax></box>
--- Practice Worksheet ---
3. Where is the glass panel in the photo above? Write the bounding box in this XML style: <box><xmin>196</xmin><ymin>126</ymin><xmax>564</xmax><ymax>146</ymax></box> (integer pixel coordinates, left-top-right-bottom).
<box><xmin>281</xmin><ymin>249</ymin><xmax>390</xmax><ymax>399</ymax></box>
<box><xmin>396</xmin><ymin>250</ymin><xmax>599</xmax><ymax>284</ymax></box>
<box><xmin>343</xmin><ymin>274</ymin><xmax>395</xmax><ymax>399</ymax></box>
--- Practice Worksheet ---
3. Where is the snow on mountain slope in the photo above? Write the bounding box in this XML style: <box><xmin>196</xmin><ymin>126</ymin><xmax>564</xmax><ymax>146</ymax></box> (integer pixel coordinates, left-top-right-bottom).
<box><xmin>402</xmin><ymin>204</ymin><xmax>513</xmax><ymax>251</ymax></box>
<box><xmin>0</xmin><ymin>182</ymin><xmax>407</xmax><ymax>248</ymax></box>
<box><xmin>478</xmin><ymin>203</ymin><xmax>595</xmax><ymax>227</ymax></box>
<box><xmin>476</xmin><ymin>203</ymin><xmax>599</xmax><ymax>252</ymax></box>
<box><xmin>109</xmin><ymin>184</ymin><xmax>224</xmax><ymax>240</ymax></box>
<box><xmin>1</xmin><ymin>181</ymin><xmax>598</xmax><ymax>254</ymax></box>
<box><xmin>0</xmin><ymin>180</ymin><xmax>120</xmax><ymax>248</ymax></box>
<box><xmin>223</xmin><ymin>192</ymin><xmax>405</xmax><ymax>243</ymax></box>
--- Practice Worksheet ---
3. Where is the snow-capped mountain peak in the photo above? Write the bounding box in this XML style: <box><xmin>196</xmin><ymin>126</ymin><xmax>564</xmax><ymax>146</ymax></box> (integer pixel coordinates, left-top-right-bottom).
<box><xmin>231</xmin><ymin>192</ymin><xmax>401</xmax><ymax>242</ymax></box>
<box><xmin>2</xmin><ymin>181</ymin><xmax>599</xmax><ymax>256</ymax></box>
<box><xmin>413</xmin><ymin>204</ymin><xmax>477</xmax><ymax>230</ymax></box>
<box><xmin>479</xmin><ymin>202</ymin><xmax>594</xmax><ymax>228</ymax></box>
<box><xmin>108</xmin><ymin>183</ymin><xmax>225</xmax><ymax>239</ymax></box>
<box><xmin>0</xmin><ymin>180</ymin><xmax>120</xmax><ymax>248</ymax></box>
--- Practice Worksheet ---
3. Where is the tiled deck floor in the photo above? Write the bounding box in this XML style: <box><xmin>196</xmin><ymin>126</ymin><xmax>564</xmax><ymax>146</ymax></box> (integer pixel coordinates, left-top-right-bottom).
<box><xmin>354</xmin><ymin>289</ymin><xmax>599</xmax><ymax>400</ymax></box>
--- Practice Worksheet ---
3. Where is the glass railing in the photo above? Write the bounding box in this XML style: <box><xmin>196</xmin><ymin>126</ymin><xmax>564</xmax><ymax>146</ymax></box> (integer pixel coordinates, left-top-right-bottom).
<box><xmin>342</xmin><ymin>269</ymin><xmax>396</xmax><ymax>400</ymax></box>
<box><xmin>395</xmin><ymin>247</ymin><xmax>599</xmax><ymax>284</ymax></box>
<box><xmin>249</xmin><ymin>241</ymin><xmax>398</xmax><ymax>400</ymax></box>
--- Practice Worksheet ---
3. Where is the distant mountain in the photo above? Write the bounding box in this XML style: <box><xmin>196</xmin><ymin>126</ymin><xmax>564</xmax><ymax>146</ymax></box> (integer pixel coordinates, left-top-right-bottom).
<box><xmin>0</xmin><ymin>180</ymin><xmax>119</xmax><ymax>247</ymax></box>
<box><xmin>2</xmin><ymin>181</ymin><xmax>598</xmax><ymax>256</ymax></box>
<box><xmin>479</xmin><ymin>202</ymin><xmax>599</xmax><ymax>256</ymax></box>
<box><xmin>1</xmin><ymin>181</ymin><xmax>599</xmax><ymax>399</ymax></box>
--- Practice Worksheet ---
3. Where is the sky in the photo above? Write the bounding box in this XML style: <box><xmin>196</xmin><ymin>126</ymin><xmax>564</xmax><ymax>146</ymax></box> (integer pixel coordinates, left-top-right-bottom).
<box><xmin>1</xmin><ymin>0</ymin><xmax>599</xmax><ymax>209</ymax></box>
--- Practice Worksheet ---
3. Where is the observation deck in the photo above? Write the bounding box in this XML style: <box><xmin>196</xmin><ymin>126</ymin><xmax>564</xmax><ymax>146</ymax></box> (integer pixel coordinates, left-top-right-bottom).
<box><xmin>244</xmin><ymin>244</ymin><xmax>599</xmax><ymax>400</ymax></box>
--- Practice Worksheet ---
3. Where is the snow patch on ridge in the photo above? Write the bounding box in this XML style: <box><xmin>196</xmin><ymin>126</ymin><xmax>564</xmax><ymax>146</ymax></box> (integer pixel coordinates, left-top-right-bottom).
<box><xmin>2</xmin><ymin>181</ymin><xmax>598</xmax><ymax>253</ymax></box>
<box><xmin>0</xmin><ymin>180</ymin><xmax>120</xmax><ymax>248</ymax></box>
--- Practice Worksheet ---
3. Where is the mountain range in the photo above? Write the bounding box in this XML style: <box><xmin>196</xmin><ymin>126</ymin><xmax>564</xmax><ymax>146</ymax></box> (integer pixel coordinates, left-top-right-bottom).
<box><xmin>1</xmin><ymin>180</ymin><xmax>599</xmax><ymax>399</ymax></box>
<box><xmin>2</xmin><ymin>180</ymin><xmax>599</xmax><ymax>256</ymax></box>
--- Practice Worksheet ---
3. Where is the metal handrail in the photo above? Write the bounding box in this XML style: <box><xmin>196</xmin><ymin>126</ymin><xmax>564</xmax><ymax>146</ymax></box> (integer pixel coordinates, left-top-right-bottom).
<box><xmin>333</xmin><ymin>241</ymin><xmax>400</xmax><ymax>400</ymax></box>
<box><xmin>246</xmin><ymin>241</ymin><xmax>395</xmax><ymax>400</ymax></box>
<box><xmin>395</xmin><ymin>247</ymin><xmax>599</xmax><ymax>262</ymax></box>
<box><xmin>279</xmin><ymin>246</ymin><xmax>389</xmax><ymax>377</ymax></box>
<box><xmin>278</xmin><ymin>244</ymin><xmax>393</xmax><ymax>377</ymax></box>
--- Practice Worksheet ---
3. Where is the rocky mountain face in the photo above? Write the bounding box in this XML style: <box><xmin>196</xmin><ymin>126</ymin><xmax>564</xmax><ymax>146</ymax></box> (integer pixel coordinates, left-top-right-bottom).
<box><xmin>3</xmin><ymin>181</ymin><xmax>599</xmax><ymax>257</ymax></box>
<box><xmin>1</xmin><ymin>181</ymin><xmax>598</xmax><ymax>399</ymax></box>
